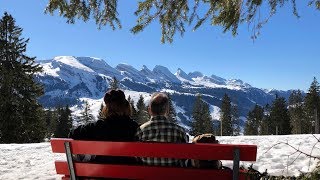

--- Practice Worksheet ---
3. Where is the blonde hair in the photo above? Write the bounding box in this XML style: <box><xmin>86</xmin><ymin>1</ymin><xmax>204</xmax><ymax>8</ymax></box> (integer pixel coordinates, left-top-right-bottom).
<box><xmin>149</xmin><ymin>92</ymin><xmax>169</xmax><ymax>115</ymax></box>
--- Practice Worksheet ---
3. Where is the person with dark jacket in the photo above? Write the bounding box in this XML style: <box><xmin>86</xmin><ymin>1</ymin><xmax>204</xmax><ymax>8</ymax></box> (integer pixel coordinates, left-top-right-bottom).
<box><xmin>69</xmin><ymin>89</ymin><xmax>139</xmax><ymax>164</ymax></box>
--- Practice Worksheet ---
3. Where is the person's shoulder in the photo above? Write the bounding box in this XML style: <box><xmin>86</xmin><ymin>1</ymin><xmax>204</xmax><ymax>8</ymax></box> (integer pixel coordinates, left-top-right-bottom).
<box><xmin>118</xmin><ymin>116</ymin><xmax>138</xmax><ymax>126</ymax></box>
<box><xmin>72</xmin><ymin>121</ymin><xmax>95</xmax><ymax>131</ymax></box>
<box><xmin>69</xmin><ymin>121</ymin><xmax>101</xmax><ymax>139</ymax></box>
<box><xmin>94</xmin><ymin>119</ymin><xmax>106</xmax><ymax>127</ymax></box>
<box><xmin>172</xmin><ymin>123</ymin><xmax>189</xmax><ymax>142</ymax></box>
<box><xmin>173</xmin><ymin>122</ymin><xmax>187</xmax><ymax>132</ymax></box>
<box><xmin>105</xmin><ymin>115</ymin><xmax>139</xmax><ymax>129</ymax></box>
<box><xmin>127</xmin><ymin>117</ymin><xmax>139</xmax><ymax>129</ymax></box>
<box><xmin>127</xmin><ymin>117</ymin><xmax>138</xmax><ymax>125</ymax></box>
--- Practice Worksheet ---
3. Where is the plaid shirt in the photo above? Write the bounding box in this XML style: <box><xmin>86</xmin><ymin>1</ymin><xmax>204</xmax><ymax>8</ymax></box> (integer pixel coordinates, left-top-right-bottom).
<box><xmin>135</xmin><ymin>115</ymin><xmax>189</xmax><ymax>167</ymax></box>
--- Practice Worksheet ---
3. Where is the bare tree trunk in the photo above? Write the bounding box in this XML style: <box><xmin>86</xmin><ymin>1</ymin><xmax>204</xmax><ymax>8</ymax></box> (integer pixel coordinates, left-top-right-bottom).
<box><xmin>315</xmin><ymin>108</ymin><xmax>319</xmax><ymax>134</ymax></box>
<box><xmin>220</xmin><ymin>120</ymin><xmax>223</xmax><ymax>136</ymax></box>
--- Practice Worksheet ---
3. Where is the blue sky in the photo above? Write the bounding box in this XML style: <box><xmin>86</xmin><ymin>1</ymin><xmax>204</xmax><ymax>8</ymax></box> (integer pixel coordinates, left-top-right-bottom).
<box><xmin>1</xmin><ymin>0</ymin><xmax>319</xmax><ymax>91</ymax></box>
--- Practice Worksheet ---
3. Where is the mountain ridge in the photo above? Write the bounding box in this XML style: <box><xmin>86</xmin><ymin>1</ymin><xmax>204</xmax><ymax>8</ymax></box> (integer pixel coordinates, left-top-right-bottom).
<box><xmin>35</xmin><ymin>56</ymin><xmax>295</xmax><ymax>127</ymax></box>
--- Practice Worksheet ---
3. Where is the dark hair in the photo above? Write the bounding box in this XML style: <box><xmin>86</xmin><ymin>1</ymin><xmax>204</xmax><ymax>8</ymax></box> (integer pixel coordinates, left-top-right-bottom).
<box><xmin>149</xmin><ymin>92</ymin><xmax>169</xmax><ymax>115</ymax></box>
<box><xmin>101</xmin><ymin>89</ymin><xmax>131</xmax><ymax>118</ymax></box>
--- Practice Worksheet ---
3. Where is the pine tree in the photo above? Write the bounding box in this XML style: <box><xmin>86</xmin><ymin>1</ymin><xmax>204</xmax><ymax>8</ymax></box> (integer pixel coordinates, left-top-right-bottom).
<box><xmin>167</xmin><ymin>93</ymin><xmax>177</xmax><ymax>121</ymax></box>
<box><xmin>54</xmin><ymin>105</ymin><xmax>73</xmax><ymax>138</ymax></box>
<box><xmin>232</xmin><ymin>104</ymin><xmax>241</xmax><ymax>136</ymax></box>
<box><xmin>244</xmin><ymin>105</ymin><xmax>264</xmax><ymax>135</ymax></box>
<box><xmin>0</xmin><ymin>12</ymin><xmax>46</xmax><ymax>143</ymax></box>
<box><xmin>190</xmin><ymin>94</ymin><xmax>213</xmax><ymax>136</ymax></box>
<box><xmin>260</xmin><ymin>115</ymin><xmax>271</xmax><ymax>135</ymax></box>
<box><xmin>45</xmin><ymin>109</ymin><xmax>58</xmax><ymax>138</ymax></box>
<box><xmin>220</xmin><ymin>93</ymin><xmax>233</xmax><ymax>136</ymax></box>
<box><xmin>288</xmin><ymin>90</ymin><xmax>307</xmax><ymax>134</ymax></box>
<box><xmin>269</xmin><ymin>95</ymin><xmax>292</xmax><ymax>135</ymax></box>
<box><xmin>97</xmin><ymin>102</ymin><xmax>104</xmax><ymax>120</ymax></box>
<box><xmin>79</xmin><ymin>101</ymin><xmax>95</xmax><ymax>124</ymax></box>
<box><xmin>109</xmin><ymin>76</ymin><xmax>119</xmax><ymax>90</ymax></box>
<box><xmin>128</xmin><ymin>96</ymin><xmax>137</xmax><ymax>120</ymax></box>
<box><xmin>191</xmin><ymin>95</ymin><xmax>202</xmax><ymax>135</ymax></box>
<box><xmin>260</xmin><ymin>104</ymin><xmax>271</xmax><ymax>135</ymax></box>
<box><xmin>136</xmin><ymin>95</ymin><xmax>149</xmax><ymax>125</ymax></box>
<box><xmin>127</xmin><ymin>95</ymin><xmax>132</xmax><ymax>105</ymax></box>
<box><xmin>305</xmin><ymin>77</ymin><xmax>320</xmax><ymax>133</ymax></box>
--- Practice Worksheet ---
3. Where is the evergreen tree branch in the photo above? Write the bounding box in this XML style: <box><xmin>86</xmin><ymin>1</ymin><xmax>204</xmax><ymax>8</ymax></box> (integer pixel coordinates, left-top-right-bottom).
<box><xmin>45</xmin><ymin>0</ymin><xmax>320</xmax><ymax>43</ymax></box>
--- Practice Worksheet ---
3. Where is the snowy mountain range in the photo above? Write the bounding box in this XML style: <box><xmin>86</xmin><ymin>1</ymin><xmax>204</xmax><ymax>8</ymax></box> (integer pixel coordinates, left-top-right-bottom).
<box><xmin>35</xmin><ymin>56</ymin><xmax>293</xmax><ymax>127</ymax></box>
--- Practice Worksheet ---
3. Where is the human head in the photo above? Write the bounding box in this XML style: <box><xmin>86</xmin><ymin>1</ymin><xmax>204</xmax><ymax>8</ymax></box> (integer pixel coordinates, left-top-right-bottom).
<box><xmin>148</xmin><ymin>92</ymin><xmax>169</xmax><ymax>116</ymax></box>
<box><xmin>101</xmin><ymin>89</ymin><xmax>131</xmax><ymax>118</ymax></box>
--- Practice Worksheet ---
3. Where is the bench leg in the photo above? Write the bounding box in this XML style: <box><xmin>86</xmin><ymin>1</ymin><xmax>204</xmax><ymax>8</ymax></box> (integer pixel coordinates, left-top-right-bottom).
<box><xmin>64</xmin><ymin>142</ymin><xmax>77</xmax><ymax>180</ymax></box>
<box><xmin>233</xmin><ymin>148</ymin><xmax>240</xmax><ymax>180</ymax></box>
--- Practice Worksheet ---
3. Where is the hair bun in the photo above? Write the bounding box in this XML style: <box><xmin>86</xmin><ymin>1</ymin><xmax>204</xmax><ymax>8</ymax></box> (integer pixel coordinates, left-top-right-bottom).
<box><xmin>104</xmin><ymin>89</ymin><xmax>126</xmax><ymax>104</ymax></box>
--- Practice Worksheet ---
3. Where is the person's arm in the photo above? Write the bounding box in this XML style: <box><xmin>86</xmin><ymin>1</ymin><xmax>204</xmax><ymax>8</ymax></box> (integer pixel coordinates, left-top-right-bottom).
<box><xmin>135</xmin><ymin>127</ymin><xmax>143</xmax><ymax>141</ymax></box>
<box><xmin>178</xmin><ymin>128</ymin><xmax>189</xmax><ymax>143</ymax></box>
<box><xmin>68</xmin><ymin>124</ymin><xmax>87</xmax><ymax>139</ymax></box>
<box><xmin>183</xmin><ymin>133</ymin><xmax>189</xmax><ymax>143</ymax></box>
<box><xmin>134</xmin><ymin>127</ymin><xmax>144</xmax><ymax>163</ymax></box>
<box><xmin>69</xmin><ymin>122</ymin><xmax>97</xmax><ymax>140</ymax></box>
<box><xmin>182</xmin><ymin>132</ymin><xmax>191</xmax><ymax>167</ymax></box>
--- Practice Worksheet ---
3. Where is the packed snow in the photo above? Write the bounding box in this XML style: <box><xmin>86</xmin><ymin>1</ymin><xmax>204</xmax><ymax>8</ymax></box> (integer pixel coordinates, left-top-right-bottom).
<box><xmin>0</xmin><ymin>135</ymin><xmax>319</xmax><ymax>179</ymax></box>
<box><xmin>218</xmin><ymin>135</ymin><xmax>320</xmax><ymax>176</ymax></box>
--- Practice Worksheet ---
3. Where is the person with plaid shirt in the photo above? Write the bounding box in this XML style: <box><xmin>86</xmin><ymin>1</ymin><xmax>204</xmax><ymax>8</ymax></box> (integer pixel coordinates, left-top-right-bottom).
<box><xmin>136</xmin><ymin>92</ymin><xmax>189</xmax><ymax>167</ymax></box>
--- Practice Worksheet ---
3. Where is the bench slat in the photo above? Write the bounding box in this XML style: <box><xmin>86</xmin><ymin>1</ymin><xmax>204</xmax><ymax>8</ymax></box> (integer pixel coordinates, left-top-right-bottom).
<box><xmin>51</xmin><ymin>138</ymin><xmax>257</xmax><ymax>161</ymax></box>
<box><xmin>55</xmin><ymin>161</ymin><xmax>250</xmax><ymax>180</ymax></box>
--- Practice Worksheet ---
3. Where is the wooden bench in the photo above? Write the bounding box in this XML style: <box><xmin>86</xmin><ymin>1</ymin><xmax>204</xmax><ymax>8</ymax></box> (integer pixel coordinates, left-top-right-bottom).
<box><xmin>51</xmin><ymin>138</ymin><xmax>257</xmax><ymax>180</ymax></box>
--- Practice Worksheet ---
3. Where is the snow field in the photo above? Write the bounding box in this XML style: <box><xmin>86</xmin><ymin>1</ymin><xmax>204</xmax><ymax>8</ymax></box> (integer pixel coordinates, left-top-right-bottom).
<box><xmin>0</xmin><ymin>135</ymin><xmax>319</xmax><ymax>179</ymax></box>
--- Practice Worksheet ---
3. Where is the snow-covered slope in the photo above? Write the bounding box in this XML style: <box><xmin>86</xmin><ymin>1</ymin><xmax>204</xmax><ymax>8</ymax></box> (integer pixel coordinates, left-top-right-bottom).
<box><xmin>116</xmin><ymin>63</ymin><xmax>148</xmax><ymax>83</ymax></box>
<box><xmin>1</xmin><ymin>135</ymin><xmax>319</xmax><ymax>179</ymax></box>
<box><xmin>188</xmin><ymin>71</ymin><xmax>204</xmax><ymax>79</ymax></box>
<box><xmin>175</xmin><ymin>68</ymin><xmax>193</xmax><ymax>81</ymax></box>
<box><xmin>37</xmin><ymin>56</ymin><xmax>110</xmax><ymax>103</ymax></box>
<box><xmin>152</xmin><ymin>65</ymin><xmax>181</xmax><ymax>84</ymax></box>
<box><xmin>183</xmin><ymin>71</ymin><xmax>250</xmax><ymax>90</ymax></box>
<box><xmin>77</xmin><ymin>56</ymin><xmax>123</xmax><ymax>79</ymax></box>
<box><xmin>227</xmin><ymin>79</ymin><xmax>252</xmax><ymax>89</ymax></box>
<box><xmin>210</xmin><ymin>74</ymin><xmax>227</xmax><ymax>85</ymax></box>
<box><xmin>139</xmin><ymin>65</ymin><xmax>158</xmax><ymax>83</ymax></box>
<box><xmin>54</xmin><ymin>56</ymin><xmax>94</xmax><ymax>73</ymax></box>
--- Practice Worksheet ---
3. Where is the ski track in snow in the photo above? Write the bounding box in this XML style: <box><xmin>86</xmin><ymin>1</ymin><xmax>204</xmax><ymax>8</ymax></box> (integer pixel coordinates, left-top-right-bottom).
<box><xmin>0</xmin><ymin>135</ymin><xmax>319</xmax><ymax>179</ymax></box>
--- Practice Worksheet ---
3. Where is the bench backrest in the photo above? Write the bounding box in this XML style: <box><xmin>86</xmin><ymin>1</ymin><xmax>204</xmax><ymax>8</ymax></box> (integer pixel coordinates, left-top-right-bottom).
<box><xmin>51</xmin><ymin>138</ymin><xmax>257</xmax><ymax>180</ymax></box>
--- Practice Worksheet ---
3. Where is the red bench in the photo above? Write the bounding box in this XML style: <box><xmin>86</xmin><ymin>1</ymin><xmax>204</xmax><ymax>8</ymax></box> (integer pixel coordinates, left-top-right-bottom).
<box><xmin>51</xmin><ymin>138</ymin><xmax>257</xmax><ymax>180</ymax></box>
